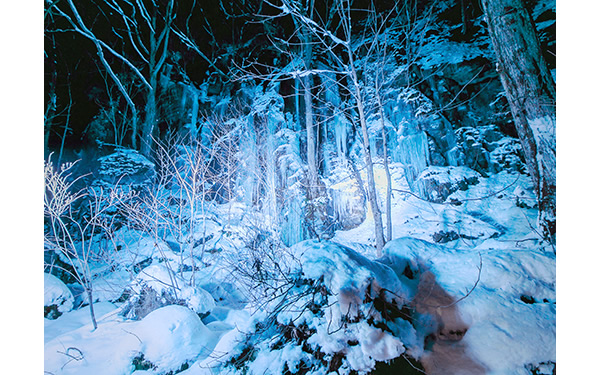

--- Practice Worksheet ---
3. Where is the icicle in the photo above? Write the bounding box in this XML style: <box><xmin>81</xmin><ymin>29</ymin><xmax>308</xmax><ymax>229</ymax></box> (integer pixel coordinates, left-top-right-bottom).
<box><xmin>236</xmin><ymin>113</ymin><xmax>258</xmax><ymax>208</ymax></box>
<box><xmin>395</xmin><ymin>131</ymin><xmax>430</xmax><ymax>188</ymax></box>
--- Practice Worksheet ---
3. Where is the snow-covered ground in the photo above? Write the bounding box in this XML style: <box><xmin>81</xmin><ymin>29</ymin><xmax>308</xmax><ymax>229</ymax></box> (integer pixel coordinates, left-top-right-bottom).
<box><xmin>44</xmin><ymin>162</ymin><xmax>555</xmax><ymax>375</ymax></box>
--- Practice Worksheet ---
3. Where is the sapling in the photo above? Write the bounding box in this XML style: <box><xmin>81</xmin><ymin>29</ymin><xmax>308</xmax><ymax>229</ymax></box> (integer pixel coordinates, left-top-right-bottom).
<box><xmin>44</xmin><ymin>155</ymin><xmax>124</xmax><ymax>329</ymax></box>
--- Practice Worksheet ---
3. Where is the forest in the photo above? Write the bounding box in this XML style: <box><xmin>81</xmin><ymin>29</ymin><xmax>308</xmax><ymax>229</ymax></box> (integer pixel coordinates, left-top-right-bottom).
<box><xmin>40</xmin><ymin>0</ymin><xmax>558</xmax><ymax>374</ymax></box>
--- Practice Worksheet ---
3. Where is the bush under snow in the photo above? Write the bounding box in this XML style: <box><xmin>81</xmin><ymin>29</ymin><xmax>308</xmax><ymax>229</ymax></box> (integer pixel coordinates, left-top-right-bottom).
<box><xmin>121</xmin><ymin>264</ymin><xmax>216</xmax><ymax>319</ymax></box>
<box><xmin>225</xmin><ymin>240</ymin><xmax>419</xmax><ymax>374</ymax></box>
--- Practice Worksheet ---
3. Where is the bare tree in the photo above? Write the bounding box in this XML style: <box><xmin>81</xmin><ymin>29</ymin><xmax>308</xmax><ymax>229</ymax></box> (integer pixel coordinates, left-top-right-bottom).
<box><xmin>44</xmin><ymin>157</ymin><xmax>125</xmax><ymax>329</ymax></box>
<box><xmin>362</xmin><ymin>5</ymin><xmax>401</xmax><ymax>243</ymax></box>
<box><xmin>46</xmin><ymin>0</ymin><xmax>143</xmax><ymax>149</ymax></box>
<box><xmin>45</xmin><ymin>0</ymin><xmax>201</xmax><ymax>156</ymax></box>
<box><xmin>89</xmin><ymin>71</ymin><xmax>143</xmax><ymax>149</ymax></box>
<box><xmin>481</xmin><ymin>0</ymin><xmax>556</xmax><ymax>241</ymax></box>
<box><xmin>121</xmin><ymin>115</ymin><xmax>242</xmax><ymax>286</ymax></box>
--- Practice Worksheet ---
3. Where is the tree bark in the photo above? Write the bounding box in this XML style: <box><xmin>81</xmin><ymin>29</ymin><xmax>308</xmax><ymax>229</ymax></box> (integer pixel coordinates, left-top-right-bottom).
<box><xmin>355</xmin><ymin>92</ymin><xmax>386</xmax><ymax>254</ymax></box>
<box><xmin>350</xmin><ymin>58</ymin><xmax>386</xmax><ymax>254</ymax></box>
<box><xmin>379</xmin><ymin>104</ymin><xmax>393</xmax><ymax>243</ymax></box>
<box><xmin>86</xmin><ymin>287</ymin><xmax>98</xmax><ymax>330</ymax></box>
<box><xmin>343</xmin><ymin>0</ymin><xmax>386</xmax><ymax>255</ymax></box>
<box><xmin>141</xmin><ymin>75</ymin><xmax>157</xmax><ymax>156</ymax></box>
<box><xmin>140</xmin><ymin>4</ymin><xmax>173</xmax><ymax>156</ymax></box>
<box><xmin>300</xmin><ymin>0</ymin><xmax>318</xmax><ymax>185</ymax></box>
<box><xmin>44</xmin><ymin>69</ymin><xmax>57</xmax><ymax>156</ymax></box>
<box><xmin>141</xmin><ymin>14</ymin><xmax>160</xmax><ymax>157</ymax></box>
<box><xmin>482</xmin><ymin>0</ymin><xmax>556</xmax><ymax>241</ymax></box>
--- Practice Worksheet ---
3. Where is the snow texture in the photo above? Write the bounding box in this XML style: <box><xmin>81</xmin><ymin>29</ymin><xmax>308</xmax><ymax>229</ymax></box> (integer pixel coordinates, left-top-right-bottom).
<box><xmin>135</xmin><ymin>305</ymin><xmax>217</xmax><ymax>372</ymax></box>
<box><xmin>44</xmin><ymin>273</ymin><xmax>74</xmax><ymax>316</ymax></box>
<box><xmin>384</xmin><ymin>237</ymin><xmax>555</xmax><ymax>375</ymax></box>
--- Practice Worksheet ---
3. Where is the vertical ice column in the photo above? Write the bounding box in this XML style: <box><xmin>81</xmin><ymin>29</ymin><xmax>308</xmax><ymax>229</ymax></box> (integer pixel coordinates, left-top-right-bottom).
<box><xmin>263</xmin><ymin>99</ymin><xmax>285</xmax><ymax>228</ymax></box>
<box><xmin>320</xmin><ymin>68</ymin><xmax>349</xmax><ymax>167</ymax></box>
<box><xmin>237</xmin><ymin>113</ymin><xmax>259</xmax><ymax>208</ymax></box>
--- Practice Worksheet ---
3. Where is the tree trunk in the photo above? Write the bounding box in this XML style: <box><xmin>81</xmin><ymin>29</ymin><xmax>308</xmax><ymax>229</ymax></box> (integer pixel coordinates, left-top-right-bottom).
<box><xmin>460</xmin><ymin>0</ymin><xmax>469</xmax><ymax>35</ymax></box>
<box><xmin>350</xmin><ymin>56</ymin><xmax>386</xmax><ymax>254</ymax></box>
<box><xmin>141</xmin><ymin>16</ymin><xmax>158</xmax><ymax>157</ymax></box>
<box><xmin>304</xmin><ymin>75</ymin><xmax>318</xmax><ymax>183</ymax></box>
<box><xmin>44</xmin><ymin>70</ymin><xmax>57</xmax><ymax>156</ymax></box>
<box><xmin>140</xmin><ymin>6</ymin><xmax>172</xmax><ymax>156</ymax></box>
<box><xmin>57</xmin><ymin>86</ymin><xmax>73</xmax><ymax>165</ymax></box>
<box><xmin>86</xmin><ymin>288</ymin><xmax>98</xmax><ymax>330</ymax></box>
<box><xmin>301</xmin><ymin>1</ymin><xmax>318</xmax><ymax>185</ymax></box>
<box><xmin>482</xmin><ymin>0</ymin><xmax>556</xmax><ymax>241</ymax></box>
<box><xmin>131</xmin><ymin>109</ymin><xmax>139</xmax><ymax>150</ymax></box>
<box><xmin>356</xmin><ymin>94</ymin><xmax>386</xmax><ymax>255</ymax></box>
<box><xmin>141</xmin><ymin>80</ymin><xmax>157</xmax><ymax>156</ymax></box>
<box><xmin>341</xmin><ymin>2</ymin><xmax>386</xmax><ymax>255</ymax></box>
<box><xmin>379</xmin><ymin>105</ymin><xmax>393</xmax><ymax>243</ymax></box>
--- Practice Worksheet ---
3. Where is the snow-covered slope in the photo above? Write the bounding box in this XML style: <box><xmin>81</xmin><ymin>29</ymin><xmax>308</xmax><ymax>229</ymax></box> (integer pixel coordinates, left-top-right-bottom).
<box><xmin>44</xmin><ymin>162</ymin><xmax>555</xmax><ymax>374</ymax></box>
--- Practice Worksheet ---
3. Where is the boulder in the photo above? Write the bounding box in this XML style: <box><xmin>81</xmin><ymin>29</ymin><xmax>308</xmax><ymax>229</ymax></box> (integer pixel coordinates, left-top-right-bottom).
<box><xmin>455</xmin><ymin>125</ymin><xmax>524</xmax><ymax>175</ymax></box>
<box><xmin>134</xmin><ymin>305</ymin><xmax>217</xmax><ymax>373</ymax></box>
<box><xmin>415</xmin><ymin>166</ymin><xmax>481</xmax><ymax>203</ymax></box>
<box><xmin>95</xmin><ymin>149</ymin><xmax>155</xmax><ymax>188</ymax></box>
<box><xmin>455</xmin><ymin>127</ymin><xmax>491</xmax><ymax>175</ymax></box>
<box><xmin>489</xmin><ymin>138</ymin><xmax>525</xmax><ymax>174</ymax></box>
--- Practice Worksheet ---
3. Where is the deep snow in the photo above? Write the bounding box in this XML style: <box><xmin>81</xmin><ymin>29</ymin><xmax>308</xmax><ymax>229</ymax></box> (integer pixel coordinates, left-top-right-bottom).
<box><xmin>44</xmin><ymin>159</ymin><xmax>555</xmax><ymax>375</ymax></box>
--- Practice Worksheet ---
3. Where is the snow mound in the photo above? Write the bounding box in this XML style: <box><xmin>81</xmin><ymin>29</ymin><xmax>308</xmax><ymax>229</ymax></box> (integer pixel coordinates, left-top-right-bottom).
<box><xmin>44</xmin><ymin>304</ymin><xmax>217</xmax><ymax>375</ymax></box>
<box><xmin>45</xmin><ymin>318</ymin><xmax>141</xmax><ymax>374</ymax></box>
<box><xmin>44</xmin><ymin>302</ymin><xmax>118</xmax><ymax>343</ymax></box>
<box><xmin>292</xmin><ymin>240</ymin><xmax>413</xmax><ymax>315</ymax></box>
<box><xmin>226</xmin><ymin>240</ymin><xmax>418</xmax><ymax>374</ymax></box>
<box><xmin>44</xmin><ymin>273</ymin><xmax>74</xmax><ymax>318</ymax></box>
<box><xmin>134</xmin><ymin>305</ymin><xmax>218</xmax><ymax>373</ymax></box>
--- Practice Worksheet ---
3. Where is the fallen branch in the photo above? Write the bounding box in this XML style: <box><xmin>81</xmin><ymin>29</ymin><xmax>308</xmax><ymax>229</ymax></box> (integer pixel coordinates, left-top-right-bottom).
<box><xmin>392</xmin><ymin>173</ymin><xmax>521</xmax><ymax>205</ymax></box>
<box><xmin>437</xmin><ymin>252</ymin><xmax>482</xmax><ymax>309</ymax></box>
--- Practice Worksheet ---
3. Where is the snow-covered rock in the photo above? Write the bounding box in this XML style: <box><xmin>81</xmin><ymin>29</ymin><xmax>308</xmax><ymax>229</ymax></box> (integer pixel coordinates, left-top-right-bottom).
<box><xmin>455</xmin><ymin>126</ymin><xmax>492</xmax><ymax>173</ymax></box>
<box><xmin>291</xmin><ymin>240</ymin><xmax>413</xmax><ymax>311</ymax></box>
<box><xmin>95</xmin><ymin>149</ymin><xmax>155</xmax><ymax>187</ymax></box>
<box><xmin>489</xmin><ymin>137</ymin><xmax>525</xmax><ymax>173</ymax></box>
<box><xmin>455</xmin><ymin>125</ymin><xmax>525</xmax><ymax>175</ymax></box>
<box><xmin>415</xmin><ymin>166</ymin><xmax>481</xmax><ymax>203</ymax></box>
<box><xmin>44</xmin><ymin>273</ymin><xmax>74</xmax><ymax>319</ymax></box>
